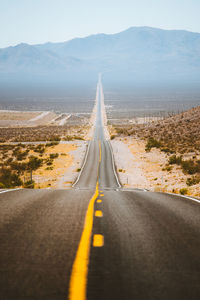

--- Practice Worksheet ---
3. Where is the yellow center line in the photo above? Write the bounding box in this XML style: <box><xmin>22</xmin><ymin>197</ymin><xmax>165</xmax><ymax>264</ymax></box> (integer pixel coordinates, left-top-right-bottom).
<box><xmin>95</xmin><ymin>210</ymin><xmax>103</xmax><ymax>217</ymax></box>
<box><xmin>69</xmin><ymin>183</ymin><xmax>99</xmax><ymax>300</ymax></box>
<box><xmin>97</xmin><ymin>199</ymin><xmax>102</xmax><ymax>203</ymax></box>
<box><xmin>69</xmin><ymin>139</ymin><xmax>103</xmax><ymax>300</ymax></box>
<box><xmin>93</xmin><ymin>234</ymin><xmax>104</xmax><ymax>247</ymax></box>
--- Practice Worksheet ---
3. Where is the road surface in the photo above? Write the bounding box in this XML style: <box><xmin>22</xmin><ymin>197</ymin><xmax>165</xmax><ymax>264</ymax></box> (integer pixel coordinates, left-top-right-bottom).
<box><xmin>0</xmin><ymin>78</ymin><xmax>200</xmax><ymax>300</ymax></box>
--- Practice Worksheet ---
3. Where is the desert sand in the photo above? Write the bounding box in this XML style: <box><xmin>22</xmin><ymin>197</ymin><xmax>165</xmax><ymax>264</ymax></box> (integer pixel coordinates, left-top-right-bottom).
<box><xmin>31</xmin><ymin>141</ymin><xmax>87</xmax><ymax>189</ymax></box>
<box><xmin>111</xmin><ymin>137</ymin><xmax>200</xmax><ymax>197</ymax></box>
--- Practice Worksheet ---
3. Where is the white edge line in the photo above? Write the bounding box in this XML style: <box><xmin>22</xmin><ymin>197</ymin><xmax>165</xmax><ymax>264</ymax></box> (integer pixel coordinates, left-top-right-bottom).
<box><xmin>72</xmin><ymin>82</ymin><xmax>98</xmax><ymax>187</ymax></box>
<box><xmin>166</xmin><ymin>192</ymin><xmax>200</xmax><ymax>204</ymax></box>
<box><xmin>108</xmin><ymin>141</ymin><xmax>121</xmax><ymax>188</ymax></box>
<box><xmin>72</xmin><ymin>141</ymin><xmax>91</xmax><ymax>187</ymax></box>
<box><xmin>100</xmin><ymin>78</ymin><xmax>120</xmax><ymax>188</ymax></box>
<box><xmin>0</xmin><ymin>188</ymin><xmax>21</xmax><ymax>194</ymax></box>
<box><xmin>120</xmin><ymin>188</ymin><xmax>147</xmax><ymax>192</ymax></box>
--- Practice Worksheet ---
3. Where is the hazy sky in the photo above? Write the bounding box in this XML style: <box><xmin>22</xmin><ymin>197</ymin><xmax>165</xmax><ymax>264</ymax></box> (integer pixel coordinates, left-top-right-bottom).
<box><xmin>1</xmin><ymin>0</ymin><xmax>200</xmax><ymax>48</ymax></box>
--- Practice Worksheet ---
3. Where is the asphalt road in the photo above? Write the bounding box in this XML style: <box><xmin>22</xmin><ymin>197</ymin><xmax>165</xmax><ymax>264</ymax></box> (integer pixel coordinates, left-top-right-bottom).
<box><xmin>0</xmin><ymin>78</ymin><xmax>200</xmax><ymax>300</ymax></box>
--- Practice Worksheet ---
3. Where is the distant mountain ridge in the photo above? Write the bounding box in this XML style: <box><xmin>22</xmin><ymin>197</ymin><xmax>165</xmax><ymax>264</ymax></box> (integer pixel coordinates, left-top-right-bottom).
<box><xmin>0</xmin><ymin>26</ymin><xmax>200</xmax><ymax>82</ymax></box>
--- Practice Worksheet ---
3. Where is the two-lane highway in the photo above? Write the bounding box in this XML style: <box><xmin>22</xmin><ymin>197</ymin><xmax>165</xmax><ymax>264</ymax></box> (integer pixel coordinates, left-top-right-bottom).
<box><xmin>0</xmin><ymin>78</ymin><xmax>200</xmax><ymax>300</ymax></box>
<box><xmin>74</xmin><ymin>78</ymin><xmax>120</xmax><ymax>190</ymax></box>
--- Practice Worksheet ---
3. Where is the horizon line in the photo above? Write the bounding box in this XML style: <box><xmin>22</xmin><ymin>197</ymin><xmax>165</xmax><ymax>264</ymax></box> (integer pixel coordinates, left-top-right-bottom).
<box><xmin>1</xmin><ymin>25</ymin><xmax>200</xmax><ymax>49</ymax></box>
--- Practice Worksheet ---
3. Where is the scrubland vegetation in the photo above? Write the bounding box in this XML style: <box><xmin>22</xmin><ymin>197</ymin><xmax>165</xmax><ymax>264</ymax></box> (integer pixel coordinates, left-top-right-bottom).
<box><xmin>0</xmin><ymin>124</ymin><xmax>88</xmax><ymax>142</ymax></box>
<box><xmin>112</xmin><ymin>106</ymin><xmax>200</xmax><ymax>153</ymax></box>
<box><xmin>0</xmin><ymin>142</ymin><xmax>60</xmax><ymax>188</ymax></box>
<box><xmin>110</xmin><ymin>106</ymin><xmax>200</xmax><ymax>194</ymax></box>
<box><xmin>0</xmin><ymin>110</ymin><xmax>90</xmax><ymax>189</ymax></box>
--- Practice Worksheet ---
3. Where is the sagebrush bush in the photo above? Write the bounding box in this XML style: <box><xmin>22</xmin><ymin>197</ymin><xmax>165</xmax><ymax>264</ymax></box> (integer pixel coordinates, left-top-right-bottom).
<box><xmin>168</xmin><ymin>155</ymin><xmax>182</xmax><ymax>165</ymax></box>
<box><xmin>23</xmin><ymin>180</ymin><xmax>35</xmax><ymax>189</ymax></box>
<box><xmin>186</xmin><ymin>176</ymin><xmax>200</xmax><ymax>186</ymax></box>
<box><xmin>145</xmin><ymin>137</ymin><xmax>162</xmax><ymax>152</ymax></box>
<box><xmin>180</xmin><ymin>188</ymin><xmax>188</xmax><ymax>195</ymax></box>
<box><xmin>181</xmin><ymin>160</ymin><xmax>200</xmax><ymax>175</ymax></box>
<box><xmin>50</xmin><ymin>153</ymin><xmax>59</xmax><ymax>159</ymax></box>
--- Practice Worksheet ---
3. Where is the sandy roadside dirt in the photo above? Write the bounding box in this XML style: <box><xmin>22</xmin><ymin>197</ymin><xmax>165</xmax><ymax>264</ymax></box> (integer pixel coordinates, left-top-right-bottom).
<box><xmin>30</xmin><ymin>142</ymin><xmax>87</xmax><ymax>189</ymax></box>
<box><xmin>111</xmin><ymin>137</ymin><xmax>200</xmax><ymax>197</ymax></box>
<box><xmin>0</xmin><ymin>111</ymin><xmax>57</xmax><ymax>127</ymax></box>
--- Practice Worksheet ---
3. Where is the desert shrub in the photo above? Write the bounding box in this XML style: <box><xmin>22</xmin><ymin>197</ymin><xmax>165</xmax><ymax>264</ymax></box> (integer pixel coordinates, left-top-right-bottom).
<box><xmin>2</xmin><ymin>153</ymin><xmax>8</xmax><ymax>160</ymax></box>
<box><xmin>0</xmin><ymin>182</ymin><xmax>6</xmax><ymax>188</ymax></box>
<box><xmin>12</xmin><ymin>150</ymin><xmax>23</xmax><ymax>160</ymax></box>
<box><xmin>0</xmin><ymin>168</ymin><xmax>14</xmax><ymax>188</ymax></box>
<box><xmin>162</xmin><ymin>165</ymin><xmax>172</xmax><ymax>172</ymax></box>
<box><xmin>10</xmin><ymin>173</ymin><xmax>23</xmax><ymax>186</ymax></box>
<box><xmin>45</xmin><ymin>142</ymin><xmax>59</xmax><ymax>147</ymax></box>
<box><xmin>0</xmin><ymin>144</ymin><xmax>15</xmax><ymax>151</ymax></box>
<box><xmin>145</xmin><ymin>137</ymin><xmax>161</xmax><ymax>152</ymax></box>
<box><xmin>76</xmin><ymin>168</ymin><xmax>81</xmax><ymax>172</ymax></box>
<box><xmin>110</xmin><ymin>135</ymin><xmax>116</xmax><ymax>140</ymax></box>
<box><xmin>186</xmin><ymin>176</ymin><xmax>200</xmax><ymax>186</ymax></box>
<box><xmin>115</xmin><ymin>128</ymin><xmax>128</xmax><ymax>135</ymax></box>
<box><xmin>27</xmin><ymin>146</ymin><xmax>34</xmax><ymax>152</ymax></box>
<box><xmin>181</xmin><ymin>160</ymin><xmax>200</xmax><ymax>175</ymax></box>
<box><xmin>12</xmin><ymin>147</ymin><xmax>21</xmax><ymax>156</ymax></box>
<box><xmin>10</xmin><ymin>162</ymin><xmax>27</xmax><ymax>174</ymax></box>
<box><xmin>50</xmin><ymin>153</ymin><xmax>59</xmax><ymax>159</ymax></box>
<box><xmin>5</xmin><ymin>157</ymin><xmax>13</xmax><ymax>164</ymax></box>
<box><xmin>161</xmin><ymin>147</ymin><xmax>174</xmax><ymax>154</ymax></box>
<box><xmin>179</xmin><ymin>188</ymin><xmax>188</xmax><ymax>195</ymax></box>
<box><xmin>27</xmin><ymin>156</ymin><xmax>43</xmax><ymax>171</ymax></box>
<box><xmin>48</xmin><ymin>135</ymin><xmax>61</xmax><ymax>142</ymax></box>
<box><xmin>23</xmin><ymin>180</ymin><xmax>35</xmax><ymax>189</ymax></box>
<box><xmin>45</xmin><ymin>158</ymin><xmax>53</xmax><ymax>166</ymax></box>
<box><xmin>16</xmin><ymin>150</ymin><xmax>29</xmax><ymax>161</ymax></box>
<box><xmin>168</xmin><ymin>155</ymin><xmax>200</xmax><ymax>175</ymax></box>
<box><xmin>0</xmin><ymin>167</ymin><xmax>22</xmax><ymax>188</ymax></box>
<box><xmin>34</xmin><ymin>144</ymin><xmax>45</xmax><ymax>154</ymax></box>
<box><xmin>168</xmin><ymin>155</ymin><xmax>182</xmax><ymax>165</ymax></box>
<box><xmin>17</xmin><ymin>143</ymin><xmax>25</xmax><ymax>148</ymax></box>
<box><xmin>45</xmin><ymin>166</ymin><xmax>53</xmax><ymax>170</ymax></box>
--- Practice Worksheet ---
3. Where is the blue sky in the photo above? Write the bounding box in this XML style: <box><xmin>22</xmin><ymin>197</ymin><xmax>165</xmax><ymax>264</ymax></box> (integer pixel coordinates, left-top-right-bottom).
<box><xmin>1</xmin><ymin>0</ymin><xmax>200</xmax><ymax>48</ymax></box>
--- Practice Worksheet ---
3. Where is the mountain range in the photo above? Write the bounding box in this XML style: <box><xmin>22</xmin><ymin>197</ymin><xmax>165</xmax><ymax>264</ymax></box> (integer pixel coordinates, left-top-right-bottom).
<box><xmin>0</xmin><ymin>26</ymin><xmax>200</xmax><ymax>84</ymax></box>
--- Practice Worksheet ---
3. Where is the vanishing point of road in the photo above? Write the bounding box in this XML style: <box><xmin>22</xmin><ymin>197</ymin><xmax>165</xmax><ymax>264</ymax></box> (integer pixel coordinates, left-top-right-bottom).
<box><xmin>0</xmin><ymin>78</ymin><xmax>200</xmax><ymax>300</ymax></box>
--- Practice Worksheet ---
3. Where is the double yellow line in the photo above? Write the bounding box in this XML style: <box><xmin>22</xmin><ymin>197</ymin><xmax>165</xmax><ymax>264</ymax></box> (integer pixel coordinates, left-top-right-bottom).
<box><xmin>69</xmin><ymin>140</ymin><xmax>102</xmax><ymax>300</ymax></box>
